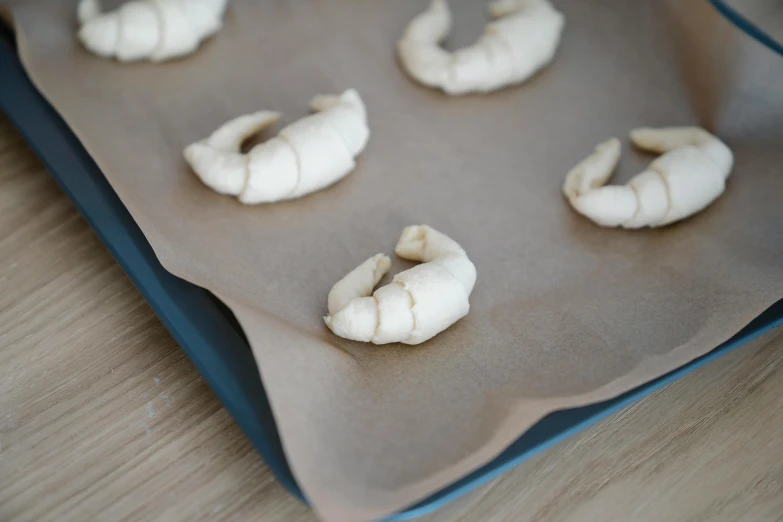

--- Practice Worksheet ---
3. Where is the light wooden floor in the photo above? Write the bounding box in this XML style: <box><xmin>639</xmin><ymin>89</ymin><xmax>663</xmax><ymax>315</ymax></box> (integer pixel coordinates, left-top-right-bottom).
<box><xmin>1</xmin><ymin>114</ymin><xmax>782</xmax><ymax>522</ymax></box>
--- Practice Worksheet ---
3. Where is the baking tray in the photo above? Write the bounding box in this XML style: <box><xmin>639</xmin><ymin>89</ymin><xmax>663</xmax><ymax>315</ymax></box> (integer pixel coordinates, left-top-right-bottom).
<box><xmin>708</xmin><ymin>0</ymin><xmax>783</xmax><ymax>56</ymax></box>
<box><xmin>2</xmin><ymin>7</ymin><xmax>782</xmax><ymax>519</ymax></box>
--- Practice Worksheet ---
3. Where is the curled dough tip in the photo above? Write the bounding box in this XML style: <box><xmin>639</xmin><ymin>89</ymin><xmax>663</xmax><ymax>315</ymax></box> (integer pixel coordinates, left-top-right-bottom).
<box><xmin>397</xmin><ymin>0</ymin><xmax>565</xmax><ymax>95</ymax></box>
<box><xmin>77</xmin><ymin>0</ymin><xmax>228</xmax><ymax>62</ymax></box>
<box><xmin>77</xmin><ymin>0</ymin><xmax>101</xmax><ymax>24</ymax></box>
<box><xmin>325</xmin><ymin>226</ymin><xmax>476</xmax><ymax>345</ymax></box>
<box><xmin>184</xmin><ymin>89</ymin><xmax>369</xmax><ymax>204</ymax></box>
<box><xmin>563</xmin><ymin>127</ymin><xmax>733</xmax><ymax>228</ymax></box>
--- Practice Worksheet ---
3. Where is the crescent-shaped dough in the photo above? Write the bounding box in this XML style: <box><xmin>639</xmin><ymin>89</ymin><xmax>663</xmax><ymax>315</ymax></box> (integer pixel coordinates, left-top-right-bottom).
<box><xmin>325</xmin><ymin>225</ymin><xmax>476</xmax><ymax>345</ymax></box>
<box><xmin>77</xmin><ymin>0</ymin><xmax>228</xmax><ymax>62</ymax></box>
<box><xmin>397</xmin><ymin>0</ymin><xmax>565</xmax><ymax>95</ymax></box>
<box><xmin>184</xmin><ymin>89</ymin><xmax>369</xmax><ymax>204</ymax></box>
<box><xmin>563</xmin><ymin>127</ymin><xmax>734</xmax><ymax>228</ymax></box>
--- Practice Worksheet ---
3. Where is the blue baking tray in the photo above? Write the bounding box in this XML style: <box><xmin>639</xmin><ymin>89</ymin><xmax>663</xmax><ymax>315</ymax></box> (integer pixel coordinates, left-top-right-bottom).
<box><xmin>708</xmin><ymin>0</ymin><xmax>783</xmax><ymax>56</ymax></box>
<box><xmin>2</xmin><ymin>7</ymin><xmax>781</xmax><ymax>519</ymax></box>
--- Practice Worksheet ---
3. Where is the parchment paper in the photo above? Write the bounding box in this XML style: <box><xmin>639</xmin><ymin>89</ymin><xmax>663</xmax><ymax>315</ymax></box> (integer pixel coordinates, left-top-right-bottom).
<box><xmin>3</xmin><ymin>1</ymin><xmax>782</xmax><ymax>520</ymax></box>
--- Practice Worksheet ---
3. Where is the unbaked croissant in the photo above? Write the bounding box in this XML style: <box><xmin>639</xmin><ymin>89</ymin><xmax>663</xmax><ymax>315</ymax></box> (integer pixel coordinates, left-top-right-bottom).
<box><xmin>397</xmin><ymin>0</ymin><xmax>565</xmax><ymax>95</ymax></box>
<box><xmin>184</xmin><ymin>89</ymin><xmax>369</xmax><ymax>204</ymax></box>
<box><xmin>325</xmin><ymin>225</ymin><xmax>476</xmax><ymax>345</ymax></box>
<box><xmin>563</xmin><ymin>127</ymin><xmax>734</xmax><ymax>228</ymax></box>
<box><xmin>77</xmin><ymin>0</ymin><xmax>228</xmax><ymax>62</ymax></box>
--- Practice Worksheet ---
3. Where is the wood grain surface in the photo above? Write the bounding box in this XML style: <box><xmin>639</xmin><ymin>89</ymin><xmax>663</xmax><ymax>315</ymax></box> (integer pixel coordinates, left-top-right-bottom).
<box><xmin>0</xmin><ymin>114</ymin><xmax>782</xmax><ymax>522</ymax></box>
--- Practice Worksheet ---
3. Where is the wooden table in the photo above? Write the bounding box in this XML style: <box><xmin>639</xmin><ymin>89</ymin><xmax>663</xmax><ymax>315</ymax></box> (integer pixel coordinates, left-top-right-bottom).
<box><xmin>1</xmin><ymin>114</ymin><xmax>782</xmax><ymax>522</ymax></box>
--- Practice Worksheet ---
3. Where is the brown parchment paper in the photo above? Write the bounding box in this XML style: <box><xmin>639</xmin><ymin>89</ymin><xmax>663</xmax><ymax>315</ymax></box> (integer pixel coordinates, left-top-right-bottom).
<box><xmin>3</xmin><ymin>1</ymin><xmax>782</xmax><ymax>520</ymax></box>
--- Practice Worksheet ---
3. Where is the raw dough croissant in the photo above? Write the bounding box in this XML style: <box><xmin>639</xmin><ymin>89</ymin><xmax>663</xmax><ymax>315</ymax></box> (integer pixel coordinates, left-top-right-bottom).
<box><xmin>563</xmin><ymin>127</ymin><xmax>734</xmax><ymax>228</ymax></box>
<box><xmin>325</xmin><ymin>225</ymin><xmax>476</xmax><ymax>345</ymax></box>
<box><xmin>184</xmin><ymin>89</ymin><xmax>369</xmax><ymax>204</ymax></box>
<box><xmin>77</xmin><ymin>0</ymin><xmax>228</xmax><ymax>62</ymax></box>
<box><xmin>397</xmin><ymin>0</ymin><xmax>565</xmax><ymax>95</ymax></box>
